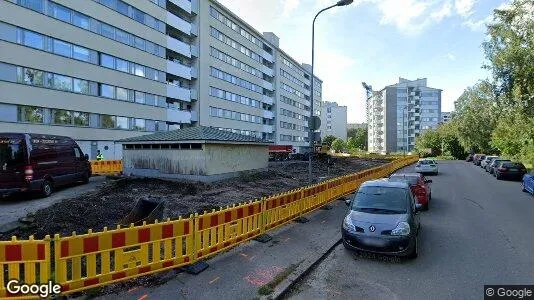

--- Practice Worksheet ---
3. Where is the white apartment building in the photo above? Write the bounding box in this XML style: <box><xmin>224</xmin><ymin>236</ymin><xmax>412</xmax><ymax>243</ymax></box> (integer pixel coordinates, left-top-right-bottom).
<box><xmin>441</xmin><ymin>111</ymin><xmax>451</xmax><ymax>123</ymax></box>
<box><xmin>367</xmin><ymin>78</ymin><xmax>442</xmax><ymax>154</ymax></box>
<box><xmin>320</xmin><ymin>101</ymin><xmax>347</xmax><ymax>141</ymax></box>
<box><xmin>0</xmin><ymin>0</ymin><xmax>322</xmax><ymax>158</ymax></box>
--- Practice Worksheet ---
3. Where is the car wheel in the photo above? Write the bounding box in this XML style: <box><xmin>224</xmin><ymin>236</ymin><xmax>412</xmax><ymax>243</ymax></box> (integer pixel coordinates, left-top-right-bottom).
<box><xmin>81</xmin><ymin>171</ymin><xmax>90</xmax><ymax>184</ymax></box>
<box><xmin>40</xmin><ymin>180</ymin><xmax>53</xmax><ymax>198</ymax></box>
<box><xmin>496</xmin><ymin>173</ymin><xmax>502</xmax><ymax>180</ymax></box>
<box><xmin>408</xmin><ymin>236</ymin><xmax>418</xmax><ymax>259</ymax></box>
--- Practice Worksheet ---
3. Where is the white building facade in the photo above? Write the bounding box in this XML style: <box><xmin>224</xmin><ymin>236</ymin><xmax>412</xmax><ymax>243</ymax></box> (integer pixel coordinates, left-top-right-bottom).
<box><xmin>320</xmin><ymin>101</ymin><xmax>347</xmax><ymax>141</ymax></box>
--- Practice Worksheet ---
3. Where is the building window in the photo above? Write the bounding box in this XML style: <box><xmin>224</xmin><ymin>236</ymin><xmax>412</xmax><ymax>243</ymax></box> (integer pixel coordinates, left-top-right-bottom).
<box><xmin>116</xmin><ymin>116</ymin><xmax>129</xmax><ymax>129</ymax></box>
<box><xmin>100</xmin><ymin>115</ymin><xmax>116</xmax><ymax>128</ymax></box>
<box><xmin>72</xmin><ymin>46</ymin><xmax>90</xmax><ymax>61</ymax></box>
<box><xmin>115</xmin><ymin>28</ymin><xmax>129</xmax><ymax>44</ymax></box>
<box><xmin>101</xmin><ymin>23</ymin><xmax>115</xmax><ymax>39</ymax></box>
<box><xmin>116</xmin><ymin>87</ymin><xmax>129</xmax><ymax>101</ymax></box>
<box><xmin>22</xmin><ymin>30</ymin><xmax>44</xmax><ymax>49</ymax></box>
<box><xmin>100</xmin><ymin>84</ymin><xmax>115</xmax><ymax>98</ymax></box>
<box><xmin>133</xmin><ymin>118</ymin><xmax>146</xmax><ymax>131</ymax></box>
<box><xmin>73</xmin><ymin>78</ymin><xmax>89</xmax><ymax>94</ymax></box>
<box><xmin>18</xmin><ymin>0</ymin><xmax>45</xmax><ymax>13</ymax></box>
<box><xmin>52</xmin><ymin>39</ymin><xmax>72</xmax><ymax>57</ymax></box>
<box><xmin>48</xmin><ymin>2</ymin><xmax>71</xmax><ymax>22</ymax></box>
<box><xmin>72</xmin><ymin>12</ymin><xmax>89</xmax><ymax>29</ymax></box>
<box><xmin>73</xmin><ymin>111</ymin><xmax>89</xmax><ymax>126</ymax></box>
<box><xmin>52</xmin><ymin>74</ymin><xmax>72</xmax><ymax>91</ymax></box>
<box><xmin>18</xmin><ymin>105</ymin><xmax>44</xmax><ymax>123</ymax></box>
<box><xmin>134</xmin><ymin>91</ymin><xmax>145</xmax><ymax>104</ymax></box>
<box><xmin>100</xmin><ymin>54</ymin><xmax>115</xmax><ymax>68</ymax></box>
<box><xmin>52</xmin><ymin>109</ymin><xmax>73</xmax><ymax>125</ymax></box>
<box><xmin>134</xmin><ymin>64</ymin><xmax>145</xmax><ymax>77</ymax></box>
<box><xmin>20</xmin><ymin>68</ymin><xmax>44</xmax><ymax>86</ymax></box>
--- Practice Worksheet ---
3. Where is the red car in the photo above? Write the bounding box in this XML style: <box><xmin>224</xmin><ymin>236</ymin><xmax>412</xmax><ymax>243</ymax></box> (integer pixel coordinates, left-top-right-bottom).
<box><xmin>388</xmin><ymin>173</ymin><xmax>432</xmax><ymax>210</ymax></box>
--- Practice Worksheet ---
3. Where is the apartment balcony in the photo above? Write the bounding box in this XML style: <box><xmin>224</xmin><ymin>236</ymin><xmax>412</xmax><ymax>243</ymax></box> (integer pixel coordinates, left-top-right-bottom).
<box><xmin>166</xmin><ymin>83</ymin><xmax>191</xmax><ymax>102</ymax></box>
<box><xmin>167</xmin><ymin>36</ymin><xmax>191</xmax><ymax>58</ymax></box>
<box><xmin>191</xmin><ymin>67</ymin><xmax>198</xmax><ymax>78</ymax></box>
<box><xmin>167</xmin><ymin>11</ymin><xmax>191</xmax><ymax>35</ymax></box>
<box><xmin>191</xmin><ymin>88</ymin><xmax>198</xmax><ymax>100</ymax></box>
<box><xmin>262</xmin><ymin>65</ymin><xmax>274</xmax><ymax>77</ymax></box>
<box><xmin>263</xmin><ymin>110</ymin><xmax>274</xmax><ymax>119</ymax></box>
<box><xmin>263</xmin><ymin>51</ymin><xmax>274</xmax><ymax>63</ymax></box>
<box><xmin>262</xmin><ymin>94</ymin><xmax>274</xmax><ymax>105</ymax></box>
<box><xmin>167</xmin><ymin>108</ymin><xmax>192</xmax><ymax>124</ymax></box>
<box><xmin>191</xmin><ymin>23</ymin><xmax>199</xmax><ymax>36</ymax></box>
<box><xmin>262</xmin><ymin>125</ymin><xmax>274</xmax><ymax>133</ymax></box>
<box><xmin>191</xmin><ymin>45</ymin><xmax>199</xmax><ymax>57</ymax></box>
<box><xmin>167</xmin><ymin>60</ymin><xmax>191</xmax><ymax>80</ymax></box>
<box><xmin>262</xmin><ymin>80</ymin><xmax>274</xmax><ymax>91</ymax></box>
<box><xmin>191</xmin><ymin>0</ymin><xmax>199</xmax><ymax>14</ymax></box>
<box><xmin>190</xmin><ymin>110</ymin><xmax>198</xmax><ymax>122</ymax></box>
<box><xmin>304</xmin><ymin>100</ymin><xmax>311</xmax><ymax>107</ymax></box>
<box><xmin>169</xmin><ymin>0</ymin><xmax>191</xmax><ymax>14</ymax></box>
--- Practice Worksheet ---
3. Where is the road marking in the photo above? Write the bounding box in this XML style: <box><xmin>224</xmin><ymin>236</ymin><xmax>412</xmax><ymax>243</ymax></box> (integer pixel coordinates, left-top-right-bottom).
<box><xmin>249</xmin><ymin>255</ymin><xmax>256</xmax><ymax>261</ymax></box>
<box><xmin>239</xmin><ymin>253</ymin><xmax>248</xmax><ymax>258</ymax></box>
<box><xmin>138</xmin><ymin>295</ymin><xmax>148</xmax><ymax>300</ymax></box>
<box><xmin>209</xmin><ymin>276</ymin><xmax>220</xmax><ymax>284</ymax></box>
<box><xmin>127</xmin><ymin>287</ymin><xmax>138</xmax><ymax>293</ymax></box>
<box><xmin>283</xmin><ymin>237</ymin><xmax>290</xmax><ymax>242</ymax></box>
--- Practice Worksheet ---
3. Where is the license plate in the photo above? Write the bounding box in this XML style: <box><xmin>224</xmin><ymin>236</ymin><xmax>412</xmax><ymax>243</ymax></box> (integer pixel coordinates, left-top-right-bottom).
<box><xmin>509</xmin><ymin>169</ymin><xmax>517</xmax><ymax>171</ymax></box>
<box><xmin>362</xmin><ymin>237</ymin><xmax>386</xmax><ymax>247</ymax></box>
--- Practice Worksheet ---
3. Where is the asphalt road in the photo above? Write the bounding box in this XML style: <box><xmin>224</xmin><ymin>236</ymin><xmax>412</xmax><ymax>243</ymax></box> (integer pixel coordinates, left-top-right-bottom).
<box><xmin>286</xmin><ymin>160</ymin><xmax>534</xmax><ymax>300</ymax></box>
<box><xmin>0</xmin><ymin>176</ymin><xmax>106</xmax><ymax>227</ymax></box>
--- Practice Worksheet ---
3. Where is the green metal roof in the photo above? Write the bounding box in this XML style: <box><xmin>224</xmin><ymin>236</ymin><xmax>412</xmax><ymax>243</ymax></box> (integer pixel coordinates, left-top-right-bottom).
<box><xmin>118</xmin><ymin>126</ymin><xmax>269</xmax><ymax>144</ymax></box>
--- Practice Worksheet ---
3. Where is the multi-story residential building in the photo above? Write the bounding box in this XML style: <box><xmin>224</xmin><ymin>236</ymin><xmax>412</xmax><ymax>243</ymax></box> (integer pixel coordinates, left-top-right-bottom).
<box><xmin>441</xmin><ymin>111</ymin><xmax>451</xmax><ymax>123</ymax></box>
<box><xmin>366</xmin><ymin>78</ymin><xmax>442</xmax><ymax>154</ymax></box>
<box><xmin>320</xmin><ymin>101</ymin><xmax>347</xmax><ymax>141</ymax></box>
<box><xmin>347</xmin><ymin>123</ymin><xmax>367</xmax><ymax>130</ymax></box>
<box><xmin>0</xmin><ymin>0</ymin><xmax>322</xmax><ymax>158</ymax></box>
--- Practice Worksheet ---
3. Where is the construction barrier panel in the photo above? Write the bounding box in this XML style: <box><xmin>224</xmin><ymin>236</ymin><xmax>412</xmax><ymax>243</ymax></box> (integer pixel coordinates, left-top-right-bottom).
<box><xmin>0</xmin><ymin>236</ymin><xmax>51</xmax><ymax>299</ymax></box>
<box><xmin>195</xmin><ymin>201</ymin><xmax>262</xmax><ymax>259</ymax></box>
<box><xmin>90</xmin><ymin>160</ymin><xmax>123</xmax><ymax>175</ymax></box>
<box><xmin>0</xmin><ymin>156</ymin><xmax>418</xmax><ymax>297</ymax></box>
<box><xmin>54</xmin><ymin>217</ymin><xmax>193</xmax><ymax>294</ymax></box>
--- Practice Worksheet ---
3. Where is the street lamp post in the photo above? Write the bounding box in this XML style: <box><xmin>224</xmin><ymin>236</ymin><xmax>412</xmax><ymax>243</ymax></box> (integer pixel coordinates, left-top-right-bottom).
<box><xmin>308</xmin><ymin>0</ymin><xmax>353</xmax><ymax>184</ymax></box>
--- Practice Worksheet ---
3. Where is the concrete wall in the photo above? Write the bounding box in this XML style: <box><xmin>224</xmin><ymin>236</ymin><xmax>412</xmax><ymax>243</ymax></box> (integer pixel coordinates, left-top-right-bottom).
<box><xmin>122</xmin><ymin>143</ymin><xmax>268</xmax><ymax>181</ymax></box>
<box><xmin>204</xmin><ymin>144</ymin><xmax>268</xmax><ymax>175</ymax></box>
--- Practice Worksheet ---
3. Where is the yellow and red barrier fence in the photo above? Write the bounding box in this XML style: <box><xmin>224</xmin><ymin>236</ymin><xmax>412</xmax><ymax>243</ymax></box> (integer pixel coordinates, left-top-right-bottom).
<box><xmin>90</xmin><ymin>160</ymin><xmax>123</xmax><ymax>175</ymax></box>
<box><xmin>0</xmin><ymin>156</ymin><xmax>417</xmax><ymax>297</ymax></box>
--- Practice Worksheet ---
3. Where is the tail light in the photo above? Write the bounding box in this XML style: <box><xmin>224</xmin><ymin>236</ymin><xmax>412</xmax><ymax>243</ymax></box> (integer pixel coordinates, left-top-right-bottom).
<box><xmin>24</xmin><ymin>165</ymin><xmax>34</xmax><ymax>181</ymax></box>
<box><xmin>413</xmin><ymin>185</ymin><xmax>426</xmax><ymax>196</ymax></box>
<box><xmin>498</xmin><ymin>167</ymin><xmax>508</xmax><ymax>172</ymax></box>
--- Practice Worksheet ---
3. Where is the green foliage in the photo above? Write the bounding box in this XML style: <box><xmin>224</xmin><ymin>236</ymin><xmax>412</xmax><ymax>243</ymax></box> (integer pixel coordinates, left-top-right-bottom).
<box><xmin>331</xmin><ymin>138</ymin><xmax>346</xmax><ymax>153</ymax></box>
<box><xmin>347</xmin><ymin>128</ymin><xmax>368</xmax><ymax>150</ymax></box>
<box><xmin>322</xmin><ymin>135</ymin><xmax>337</xmax><ymax>147</ymax></box>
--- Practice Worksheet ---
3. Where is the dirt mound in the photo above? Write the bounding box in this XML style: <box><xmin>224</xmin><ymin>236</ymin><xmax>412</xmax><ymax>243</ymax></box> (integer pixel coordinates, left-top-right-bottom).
<box><xmin>0</xmin><ymin>157</ymin><xmax>390</xmax><ymax>240</ymax></box>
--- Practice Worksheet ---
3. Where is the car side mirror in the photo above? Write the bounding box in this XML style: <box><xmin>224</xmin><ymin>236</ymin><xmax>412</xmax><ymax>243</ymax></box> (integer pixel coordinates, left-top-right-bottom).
<box><xmin>84</xmin><ymin>154</ymin><xmax>89</xmax><ymax>160</ymax></box>
<box><xmin>425</xmin><ymin>179</ymin><xmax>432</xmax><ymax>183</ymax></box>
<box><xmin>415</xmin><ymin>203</ymin><xmax>423</xmax><ymax>212</ymax></box>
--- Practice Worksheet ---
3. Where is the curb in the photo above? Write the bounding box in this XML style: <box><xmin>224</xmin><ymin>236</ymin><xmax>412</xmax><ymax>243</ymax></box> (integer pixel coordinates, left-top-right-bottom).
<box><xmin>263</xmin><ymin>237</ymin><xmax>343</xmax><ymax>300</ymax></box>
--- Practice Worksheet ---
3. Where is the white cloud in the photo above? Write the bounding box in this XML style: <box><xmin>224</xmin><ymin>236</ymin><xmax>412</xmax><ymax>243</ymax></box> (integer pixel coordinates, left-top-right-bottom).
<box><xmin>431</xmin><ymin>0</ymin><xmax>453</xmax><ymax>22</ymax></box>
<box><xmin>446</xmin><ymin>53</ymin><xmax>456</xmax><ymax>61</ymax></box>
<box><xmin>463</xmin><ymin>14</ymin><xmax>492</xmax><ymax>32</ymax></box>
<box><xmin>455</xmin><ymin>0</ymin><xmax>477</xmax><ymax>17</ymax></box>
<box><xmin>282</xmin><ymin>0</ymin><xmax>301</xmax><ymax>17</ymax></box>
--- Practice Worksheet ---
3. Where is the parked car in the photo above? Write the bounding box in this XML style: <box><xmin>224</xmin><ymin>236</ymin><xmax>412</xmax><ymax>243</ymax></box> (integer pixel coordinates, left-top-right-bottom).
<box><xmin>488</xmin><ymin>159</ymin><xmax>511</xmax><ymax>174</ymax></box>
<box><xmin>466</xmin><ymin>154</ymin><xmax>474</xmax><ymax>162</ymax></box>
<box><xmin>0</xmin><ymin>133</ymin><xmax>91</xmax><ymax>198</ymax></box>
<box><xmin>472</xmin><ymin>154</ymin><xmax>485</xmax><ymax>165</ymax></box>
<box><xmin>388</xmin><ymin>173</ymin><xmax>432</xmax><ymax>210</ymax></box>
<box><xmin>494</xmin><ymin>162</ymin><xmax>527</xmax><ymax>180</ymax></box>
<box><xmin>522</xmin><ymin>173</ymin><xmax>534</xmax><ymax>195</ymax></box>
<box><xmin>481</xmin><ymin>156</ymin><xmax>498</xmax><ymax>169</ymax></box>
<box><xmin>474</xmin><ymin>155</ymin><xmax>487</xmax><ymax>166</ymax></box>
<box><xmin>342</xmin><ymin>180</ymin><xmax>421</xmax><ymax>258</ymax></box>
<box><xmin>414</xmin><ymin>159</ymin><xmax>438</xmax><ymax>175</ymax></box>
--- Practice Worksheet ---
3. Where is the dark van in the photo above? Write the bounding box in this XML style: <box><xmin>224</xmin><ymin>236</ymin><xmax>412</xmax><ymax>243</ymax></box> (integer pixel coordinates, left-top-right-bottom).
<box><xmin>0</xmin><ymin>133</ymin><xmax>92</xmax><ymax>198</ymax></box>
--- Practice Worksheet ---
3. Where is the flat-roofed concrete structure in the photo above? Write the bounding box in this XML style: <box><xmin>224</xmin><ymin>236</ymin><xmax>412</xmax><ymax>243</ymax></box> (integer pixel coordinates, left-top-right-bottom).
<box><xmin>119</xmin><ymin>126</ymin><xmax>269</xmax><ymax>182</ymax></box>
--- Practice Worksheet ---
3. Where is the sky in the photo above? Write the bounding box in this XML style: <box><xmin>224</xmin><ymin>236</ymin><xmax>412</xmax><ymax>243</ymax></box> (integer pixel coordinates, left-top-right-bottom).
<box><xmin>217</xmin><ymin>0</ymin><xmax>511</xmax><ymax>123</ymax></box>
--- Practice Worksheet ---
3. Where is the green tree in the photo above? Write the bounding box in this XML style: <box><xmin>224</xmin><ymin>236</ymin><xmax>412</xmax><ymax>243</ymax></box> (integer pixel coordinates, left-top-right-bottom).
<box><xmin>414</xmin><ymin>129</ymin><xmax>441</xmax><ymax>155</ymax></box>
<box><xmin>331</xmin><ymin>138</ymin><xmax>346</xmax><ymax>153</ymax></box>
<box><xmin>483</xmin><ymin>0</ymin><xmax>534</xmax><ymax>116</ymax></box>
<box><xmin>347</xmin><ymin>128</ymin><xmax>368</xmax><ymax>150</ymax></box>
<box><xmin>347</xmin><ymin>137</ymin><xmax>358</xmax><ymax>150</ymax></box>
<box><xmin>322</xmin><ymin>135</ymin><xmax>337</xmax><ymax>147</ymax></box>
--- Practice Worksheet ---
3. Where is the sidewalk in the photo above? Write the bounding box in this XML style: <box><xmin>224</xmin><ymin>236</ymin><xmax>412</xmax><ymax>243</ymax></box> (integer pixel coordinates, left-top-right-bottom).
<box><xmin>97</xmin><ymin>200</ymin><xmax>348</xmax><ymax>300</ymax></box>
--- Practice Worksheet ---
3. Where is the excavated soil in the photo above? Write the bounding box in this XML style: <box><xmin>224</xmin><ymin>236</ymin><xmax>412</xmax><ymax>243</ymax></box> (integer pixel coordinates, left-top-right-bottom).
<box><xmin>0</xmin><ymin>157</ymin><xmax>390</xmax><ymax>240</ymax></box>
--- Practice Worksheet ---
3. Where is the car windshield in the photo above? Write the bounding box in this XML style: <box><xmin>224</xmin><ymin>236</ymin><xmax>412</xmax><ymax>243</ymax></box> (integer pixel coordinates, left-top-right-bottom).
<box><xmin>420</xmin><ymin>160</ymin><xmax>434</xmax><ymax>165</ymax></box>
<box><xmin>388</xmin><ymin>175</ymin><xmax>419</xmax><ymax>185</ymax></box>
<box><xmin>351</xmin><ymin>186</ymin><xmax>408</xmax><ymax>214</ymax></box>
<box><xmin>502</xmin><ymin>162</ymin><xmax>524</xmax><ymax>168</ymax></box>
<box><xmin>0</xmin><ymin>139</ymin><xmax>25</xmax><ymax>168</ymax></box>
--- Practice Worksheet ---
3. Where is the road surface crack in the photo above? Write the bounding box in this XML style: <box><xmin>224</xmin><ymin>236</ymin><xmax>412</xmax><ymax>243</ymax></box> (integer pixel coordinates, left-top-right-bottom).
<box><xmin>463</xmin><ymin>197</ymin><xmax>484</xmax><ymax>210</ymax></box>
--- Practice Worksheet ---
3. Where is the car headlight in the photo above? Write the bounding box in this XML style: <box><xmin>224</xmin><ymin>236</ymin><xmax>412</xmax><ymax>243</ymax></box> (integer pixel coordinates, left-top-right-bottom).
<box><xmin>391</xmin><ymin>221</ymin><xmax>411</xmax><ymax>236</ymax></box>
<box><xmin>343</xmin><ymin>215</ymin><xmax>356</xmax><ymax>233</ymax></box>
